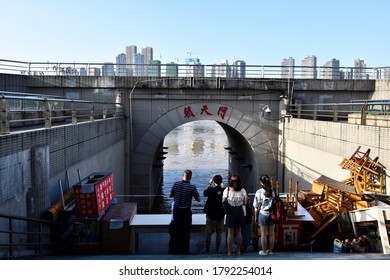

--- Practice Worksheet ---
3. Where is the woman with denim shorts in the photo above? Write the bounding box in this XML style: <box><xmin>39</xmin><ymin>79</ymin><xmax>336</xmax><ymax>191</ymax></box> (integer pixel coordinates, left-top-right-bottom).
<box><xmin>253</xmin><ymin>175</ymin><xmax>276</xmax><ymax>256</ymax></box>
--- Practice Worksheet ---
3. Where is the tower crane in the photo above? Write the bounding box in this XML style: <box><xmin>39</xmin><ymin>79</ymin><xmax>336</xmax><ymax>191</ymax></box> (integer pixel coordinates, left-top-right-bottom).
<box><xmin>187</xmin><ymin>51</ymin><xmax>201</xmax><ymax>57</ymax></box>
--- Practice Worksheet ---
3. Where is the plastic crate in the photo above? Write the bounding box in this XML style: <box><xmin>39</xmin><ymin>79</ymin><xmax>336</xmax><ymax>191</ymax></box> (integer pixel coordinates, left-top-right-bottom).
<box><xmin>73</xmin><ymin>172</ymin><xmax>114</xmax><ymax>217</ymax></box>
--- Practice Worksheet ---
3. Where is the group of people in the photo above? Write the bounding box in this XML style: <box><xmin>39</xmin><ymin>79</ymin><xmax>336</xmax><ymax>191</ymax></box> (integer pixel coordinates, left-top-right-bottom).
<box><xmin>168</xmin><ymin>169</ymin><xmax>276</xmax><ymax>256</ymax></box>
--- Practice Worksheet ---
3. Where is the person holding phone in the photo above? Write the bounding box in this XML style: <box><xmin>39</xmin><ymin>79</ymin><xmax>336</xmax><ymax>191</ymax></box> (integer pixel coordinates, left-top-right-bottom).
<box><xmin>203</xmin><ymin>175</ymin><xmax>225</xmax><ymax>253</ymax></box>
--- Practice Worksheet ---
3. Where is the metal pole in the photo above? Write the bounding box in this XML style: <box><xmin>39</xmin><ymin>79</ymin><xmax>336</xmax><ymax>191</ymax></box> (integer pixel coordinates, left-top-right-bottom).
<box><xmin>129</xmin><ymin>81</ymin><xmax>138</xmax><ymax>153</ymax></box>
<box><xmin>0</xmin><ymin>97</ymin><xmax>10</xmax><ymax>135</ymax></box>
<box><xmin>71</xmin><ymin>102</ymin><xmax>77</xmax><ymax>124</ymax></box>
<box><xmin>77</xmin><ymin>169</ymin><xmax>81</xmax><ymax>181</ymax></box>
<box><xmin>90</xmin><ymin>105</ymin><xmax>95</xmax><ymax>121</ymax></box>
<box><xmin>58</xmin><ymin>180</ymin><xmax>66</xmax><ymax>210</ymax></box>
<box><xmin>44</xmin><ymin>99</ymin><xmax>52</xmax><ymax>128</ymax></box>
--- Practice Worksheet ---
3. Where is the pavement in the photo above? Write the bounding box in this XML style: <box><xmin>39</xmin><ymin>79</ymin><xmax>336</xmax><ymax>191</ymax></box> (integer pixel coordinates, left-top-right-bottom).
<box><xmin>26</xmin><ymin>232</ymin><xmax>390</xmax><ymax>260</ymax></box>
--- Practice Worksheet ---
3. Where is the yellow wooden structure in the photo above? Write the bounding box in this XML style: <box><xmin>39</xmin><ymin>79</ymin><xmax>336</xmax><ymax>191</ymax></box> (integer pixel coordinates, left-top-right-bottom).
<box><xmin>339</xmin><ymin>146</ymin><xmax>386</xmax><ymax>194</ymax></box>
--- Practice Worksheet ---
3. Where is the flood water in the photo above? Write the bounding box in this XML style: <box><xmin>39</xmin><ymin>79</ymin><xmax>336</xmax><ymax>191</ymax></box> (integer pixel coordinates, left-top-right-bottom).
<box><xmin>158</xmin><ymin>120</ymin><xmax>229</xmax><ymax>213</ymax></box>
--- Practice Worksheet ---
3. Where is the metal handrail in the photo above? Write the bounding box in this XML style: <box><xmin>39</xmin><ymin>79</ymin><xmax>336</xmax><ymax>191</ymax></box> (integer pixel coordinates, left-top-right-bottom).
<box><xmin>289</xmin><ymin>100</ymin><xmax>390</xmax><ymax>125</ymax></box>
<box><xmin>1</xmin><ymin>58</ymin><xmax>390</xmax><ymax>80</ymax></box>
<box><xmin>0</xmin><ymin>91</ymin><xmax>124</xmax><ymax>135</ymax></box>
<box><xmin>0</xmin><ymin>213</ymin><xmax>62</xmax><ymax>259</ymax></box>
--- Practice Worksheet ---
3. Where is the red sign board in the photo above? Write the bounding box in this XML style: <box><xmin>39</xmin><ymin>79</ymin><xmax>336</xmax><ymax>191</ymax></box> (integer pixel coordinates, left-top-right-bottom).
<box><xmin>73</xmin><ymin>172</ymin><xmax>114</xmax><ymax>217</ymax></box>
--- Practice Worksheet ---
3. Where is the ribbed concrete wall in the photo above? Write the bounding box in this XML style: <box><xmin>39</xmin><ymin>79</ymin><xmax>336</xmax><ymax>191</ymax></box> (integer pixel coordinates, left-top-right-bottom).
<box><xmin>372</xmin><ymin>80</ymin><xmax>390</xmax><ymax>100</ymax></box>
<box><xmin>283</xmin><ymin>118</ymin><xmax>390</xmax><ymax>194</ymax></box>
<box><xmin>0</xmin><ymin>118</ymin><xmax>125</xmax><ymax>217</ymax></box>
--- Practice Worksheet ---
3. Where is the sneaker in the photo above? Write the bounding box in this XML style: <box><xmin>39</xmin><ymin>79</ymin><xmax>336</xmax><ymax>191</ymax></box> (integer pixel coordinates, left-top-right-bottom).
<box><xmin>266</xmin><ymin>250</ymin><xmax>273</xmax><ymax>255</ymax></box>
<box><xmin>259</xmin><ymin>250</ymin><xmax>267</xmax><ymax>256</ymax></box>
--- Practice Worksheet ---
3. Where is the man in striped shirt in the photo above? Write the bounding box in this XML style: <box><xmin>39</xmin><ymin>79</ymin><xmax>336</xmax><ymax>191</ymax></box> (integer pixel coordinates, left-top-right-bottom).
<box><xmin>169</xmin><ymin>169</ymin><xmax>201</xmax><ymax>254</ymax></box>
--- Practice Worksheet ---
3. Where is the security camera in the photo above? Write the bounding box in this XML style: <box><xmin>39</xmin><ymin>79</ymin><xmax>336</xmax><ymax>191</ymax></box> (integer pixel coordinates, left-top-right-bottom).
<box><xmin>262</xmin><ymin>105</ymin><xmax>271</xmax><ymax>117</ymax></box>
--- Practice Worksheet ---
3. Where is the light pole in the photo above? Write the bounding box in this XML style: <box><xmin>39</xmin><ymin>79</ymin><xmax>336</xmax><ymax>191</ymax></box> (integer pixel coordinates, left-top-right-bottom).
<box><xmin>129</xmin><ymin>81</ymin><xmax>139</xmax><ymax>153</ymax></box>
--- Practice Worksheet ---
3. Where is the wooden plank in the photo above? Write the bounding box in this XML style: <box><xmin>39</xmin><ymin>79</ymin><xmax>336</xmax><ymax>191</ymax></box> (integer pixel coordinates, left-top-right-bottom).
<box><xmin>316</xmin><ymin>175</ymin><xmax>357</xmax><ymax>194</ymax></box>
<box><xmin>309</xmin><ymin>215</ymin><xmax>338</xmax><ymax>239</ymax></box>
<box><xmin>312</xmin><ymin>180</ymin><xmax>325</xmax><ymax>195</ymax></box>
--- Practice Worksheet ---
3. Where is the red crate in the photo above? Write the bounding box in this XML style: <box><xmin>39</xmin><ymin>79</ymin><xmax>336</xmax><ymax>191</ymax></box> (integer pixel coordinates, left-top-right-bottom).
<box><xmin>73</xmin><ymin>172</ymin><xmax>115</xmax><ymax>217</ymax></box>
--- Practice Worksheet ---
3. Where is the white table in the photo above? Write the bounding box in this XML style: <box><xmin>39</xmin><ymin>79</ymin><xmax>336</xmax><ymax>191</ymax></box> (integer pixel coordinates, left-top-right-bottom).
<box><xmin>349</xmin><ymin>206</ymin><xmax>390</xmax><ymax>254</ymax></box>
<box><xmin>129</xmin><ymin>200</ymin><xmax>313</xmax><ymax>254</ymax></box>
<box><xmin>278</xmin><ymin>193</ymin><xmax>314</xmax><ymax>222</ymax></box>
<box><xmin>130</xmin><ymin>213</ymin><xmax>207</xmax><ymax>253</ymax></box>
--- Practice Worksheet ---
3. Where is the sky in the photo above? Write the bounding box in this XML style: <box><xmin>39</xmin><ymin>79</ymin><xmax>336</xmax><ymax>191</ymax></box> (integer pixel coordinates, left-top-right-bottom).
<box><xmin>1</xmin><ymin>0</ymin><xmax>389</xmax><ymax>67</ymax></box>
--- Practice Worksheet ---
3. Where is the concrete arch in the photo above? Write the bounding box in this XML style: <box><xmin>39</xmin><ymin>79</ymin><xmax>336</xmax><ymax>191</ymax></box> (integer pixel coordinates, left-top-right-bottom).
<box><xmin>131</xmin><ymin>102</ymin><xmax>277</xmax><ymax>211</ymax></box>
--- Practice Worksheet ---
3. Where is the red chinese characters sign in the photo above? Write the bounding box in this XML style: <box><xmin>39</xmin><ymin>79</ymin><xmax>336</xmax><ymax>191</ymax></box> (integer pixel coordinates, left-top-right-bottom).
<box><xmin>184</xmin><ymin>105</ymin><xmax>228</xmax><ymax>120</ymax></box>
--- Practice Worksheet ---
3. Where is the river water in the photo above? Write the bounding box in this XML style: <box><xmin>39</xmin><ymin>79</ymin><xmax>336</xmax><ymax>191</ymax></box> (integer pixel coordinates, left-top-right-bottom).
<box><xmin>157</xmin><ymin>120</ymin><xmax>229</xmax><ymax>213</ymax></box>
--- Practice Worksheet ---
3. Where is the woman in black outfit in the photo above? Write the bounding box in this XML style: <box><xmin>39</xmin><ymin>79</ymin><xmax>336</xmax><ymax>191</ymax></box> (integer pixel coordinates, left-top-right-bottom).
<box><xmin>222</xmin><ymin>174</ymin><xmax>248</xmax><ymax>256</ymax></box>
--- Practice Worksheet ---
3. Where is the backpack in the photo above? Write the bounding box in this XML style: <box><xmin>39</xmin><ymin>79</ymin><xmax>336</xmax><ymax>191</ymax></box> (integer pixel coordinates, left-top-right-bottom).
<box><xmin>244</xmin><ymin>197</ymin><xmax>253</xmax><ymax>224</ymax></box>
<box><xmin>260</xmin><ymin>188</ymin><xmax>276</xmax><ymax>212</ymax></box>
<box><xmin>271</xmin><ymin>195</ymin><xmax>287</xmax><ymax>224</ymax></box>
<box><xmin>261</xmin><ymin>196</ymin><xmax>274</xmax><ymax>212</ymax></box>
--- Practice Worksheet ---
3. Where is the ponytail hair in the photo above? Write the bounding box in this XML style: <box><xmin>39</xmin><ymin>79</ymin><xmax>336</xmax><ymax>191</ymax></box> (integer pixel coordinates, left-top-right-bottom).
<box><xmin>260</xmin><ymin>175</ymin><xmax>269</xmax><ymax>184</ymax></box>
<box><xmin>259</xmin><ymin>175</ymin><xmax>272</xmax><ymax>197</ymax></box>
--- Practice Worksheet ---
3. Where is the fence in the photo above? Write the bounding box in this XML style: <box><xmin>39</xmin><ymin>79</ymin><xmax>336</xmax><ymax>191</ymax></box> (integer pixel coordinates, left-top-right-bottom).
<box><xmin>289</xmin><ymin>99</ymin><xmax>390</xmax><ymax>127</ymax></box>
<box><xmin>0</xmin><ymin>213</ymin><xmax>62</xmax><ymax>259</ymax></box>
<box><xmin>1</xmin><ymin>59</ymin><xmax>390</xmax><ymax>80</ymax></box>
<box><xmin>0</xmin><ymin>90</ymin><xmax>124</xmax><ymax>135</ymax></box>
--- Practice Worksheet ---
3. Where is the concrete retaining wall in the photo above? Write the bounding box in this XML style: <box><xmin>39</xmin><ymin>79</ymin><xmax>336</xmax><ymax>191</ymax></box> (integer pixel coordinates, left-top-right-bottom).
<box><xmin>283</xmin><ymin>118</ymin><xmax>390</xmax><ymax>194</ymax></box>
<box><xmin>0</xmin><ymin>118</ymin><xmax>125</xmax><ymax>217</ymax></box>
<box><xmin>372</xmin><ymin>80</ymin><xmax>390</xmax><ymax>100</ymax></box>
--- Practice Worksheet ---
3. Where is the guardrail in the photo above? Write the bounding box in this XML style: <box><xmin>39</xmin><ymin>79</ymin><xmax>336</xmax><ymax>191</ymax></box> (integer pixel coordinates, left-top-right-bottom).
<box><xmin>0</xmin><ymin>213</ymin><xmax>62</xmax><ymax>259</ymax></box>
<box><xmin>1</xmin><ymin>59</ymin><xmax>390</xmax><ymax>80</ymax></box>
<box><xmin>0</xmin><ymin>91</ymin><xmax>124</xmax><ymax>135</ymax></box>
<box><xmin>289</xmin><ymin>100</ymin><xmax>390</xmax><ymax>126</ymax></box>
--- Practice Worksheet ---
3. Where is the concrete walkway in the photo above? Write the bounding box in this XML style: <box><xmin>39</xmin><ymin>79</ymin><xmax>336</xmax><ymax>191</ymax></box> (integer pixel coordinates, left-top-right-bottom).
<box><xmin>28</xmin><ymin>232</ymin><xmax>390</xmax><ymax>260</ymax></box>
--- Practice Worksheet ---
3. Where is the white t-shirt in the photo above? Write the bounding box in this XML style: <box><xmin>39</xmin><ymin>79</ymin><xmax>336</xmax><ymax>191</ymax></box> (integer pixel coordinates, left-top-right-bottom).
<box><xmin>253</xmin><ymin>188</ymin><xmax>275</xmax><ymax>214</ymax></box>
<box><xmin>223</xmin><ymin>187</ymin><xmax>247</xmax><ymax>207</ymax></box>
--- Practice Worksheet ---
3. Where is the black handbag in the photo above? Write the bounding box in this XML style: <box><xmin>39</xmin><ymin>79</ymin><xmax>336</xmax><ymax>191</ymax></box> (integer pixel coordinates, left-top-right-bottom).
<box><xmin>221</xmin><ymin>187</ymin><xmax>230</xmax><ymax>214</ymax></box>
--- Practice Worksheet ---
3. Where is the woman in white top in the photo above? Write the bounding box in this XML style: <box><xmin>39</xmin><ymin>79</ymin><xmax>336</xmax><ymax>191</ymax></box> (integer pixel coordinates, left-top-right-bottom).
<box><xmin>253</xmin><ymin>175</ymin><xmax>276</xmax><ymax>256</ymax></box>
<box><xmin>222</xmin><ymin>174</ymin><xmax>248</xmax><ymax>256</ymax></box>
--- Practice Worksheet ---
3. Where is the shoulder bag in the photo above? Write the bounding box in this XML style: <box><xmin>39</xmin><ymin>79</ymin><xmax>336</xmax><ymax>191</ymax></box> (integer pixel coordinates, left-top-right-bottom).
<box><xmin>221</xmin><ymin>187</ymin><xmax>231</xmax><ymax>215</ymax></box>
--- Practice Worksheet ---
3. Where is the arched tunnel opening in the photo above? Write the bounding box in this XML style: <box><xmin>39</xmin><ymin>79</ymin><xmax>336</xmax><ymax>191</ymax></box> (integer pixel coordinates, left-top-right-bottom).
<box><xmin>151</xmin><ymin>120</ymin><xmax>258</xmax><ymax>214</ymax></box>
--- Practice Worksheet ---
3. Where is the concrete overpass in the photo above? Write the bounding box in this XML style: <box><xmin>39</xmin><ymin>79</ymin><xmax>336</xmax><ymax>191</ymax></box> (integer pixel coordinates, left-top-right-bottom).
<box><xmin>1</xmin><ymin>73</ymin><xmax>388</xmax><ymax>218</ymax></box>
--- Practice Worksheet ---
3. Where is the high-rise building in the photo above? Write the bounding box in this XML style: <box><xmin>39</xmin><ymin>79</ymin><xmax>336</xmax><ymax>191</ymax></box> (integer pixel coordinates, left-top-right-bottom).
<box><xmin>301</xmin><ymin>55</ymin><xmax>317</xmax><ymax>79</ymax></box>
<box><xmin>142</xmin><ymin>47</ymin><xmax>153</xmax><ymax>76</ymax></box>
<box><xmin>116</xmin><ymin>53</ymin><xmax>126</xmax><ymax>76</ymax></box>
<box><xmin>166</xmin><ymin>62</ymin><xmax>179</xmax><ymax>77</ymax></box>
<box><xmin>141</xmin><ymin>47</ymin><xmax>153</xmax><ymax>64</ymax></box>
<box><xmin>322</xmin><ymin>59</ymin><xmax>340</xmax><ymax>79</ymax></box>
<box><xmin>232</xmin><ymin>60</ymin><xmax>246</xmax><ymax>78</ymax></box>
<box><xmin>384</xmin><ymin>68</ymin><xmax>390</xmax><ymax>80</ymax></box>
<box><xmin>102</xmin><ymin>62</ymin><xmax>115</xmax><ymax>76</ymax></box>
<box><xmin>353</xmin><ymin>58</ymin><xmax>367</xmax><ymax>79</ymax></box>
<box><xmin>185</xmin><ymin>58</ymin><xmax>204</xmax><ymax>77</ymax></box>
<box><xmin>211</xmin><ymin>60</ymin><xmax>230</xmax><ymax>78</ymax></box>
<box><xmin>373</xmin><ymin>67</ymin><xmax>390</xmax><ymax>80</ymax></box>
<box><xmin>281</xmin><ymin>57</ymin><xmax>295</xmax><ymax>78</ymax></box>
<box><xmin>134</xmin><ymin>53</ymin><xmax>144</xmax><ymax>76</ymax></box>
<box><xmin>125</xmin><ymin>45</ymin><xmax>137</xmax><ymax>76</ymax></box>
<box><xmin>80</xmin><ymin>67</ymin><xmax>87</xmax><ymax>76</ymax></box>
<box><xmin>148</xmin><ymin>60</ymin><xmax>161</xmax><ymax>77</ymax></box>
<box><xmin>340</xmin><ymin>68</ymin><xmax>353</xmax><ymax>80</ymax></box>
<box><xmin>90</xmin><ymin>68</ymin><xmax>101</xmax><ymax>76</ymax></box>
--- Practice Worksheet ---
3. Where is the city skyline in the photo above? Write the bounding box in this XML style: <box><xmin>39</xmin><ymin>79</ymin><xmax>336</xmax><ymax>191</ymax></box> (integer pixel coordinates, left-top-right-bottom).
<box><xmin>1</xmin><ymin>1</ymin><xmax>389</xmax><ymax>67</ymax></box>
<box><xmin>116</xmin><ymin>43</ymin><xmax>365</xmax><ymax>68</ymax></box>
<box><xmin>99</xmin><ymin>45</ymin><xmax>381</xmax><ymax>80</ymax></box>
